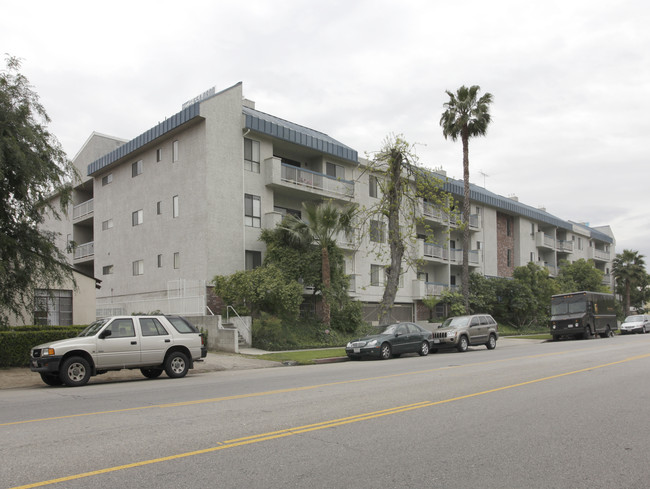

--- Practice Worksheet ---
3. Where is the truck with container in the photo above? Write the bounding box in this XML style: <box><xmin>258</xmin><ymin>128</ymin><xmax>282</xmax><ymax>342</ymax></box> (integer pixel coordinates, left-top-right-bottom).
<box><xmin>549</xmin><ymin>291</ymin><xmax>617</xmax><ymax>341</ymax></box>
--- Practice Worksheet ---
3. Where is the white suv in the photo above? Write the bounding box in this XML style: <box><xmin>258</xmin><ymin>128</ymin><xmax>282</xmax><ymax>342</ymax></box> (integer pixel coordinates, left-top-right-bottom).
<box><xmin>30</xmin><ymin>315</ymin><xmax>207</xmax><ymax>387</ymax></box>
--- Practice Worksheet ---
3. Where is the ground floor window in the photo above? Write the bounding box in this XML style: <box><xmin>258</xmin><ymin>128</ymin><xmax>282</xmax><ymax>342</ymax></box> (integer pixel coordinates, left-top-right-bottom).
<box><xmin>34</xmin><ymin>289</ymin><xmax>73</xmax><ymax>326</ymax></box>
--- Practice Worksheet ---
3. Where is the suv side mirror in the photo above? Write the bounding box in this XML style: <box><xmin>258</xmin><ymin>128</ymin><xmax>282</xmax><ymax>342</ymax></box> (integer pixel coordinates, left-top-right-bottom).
<box><xmin>99</xmin><ymin>329</ymin><xmax>112</xmax><ymax>339</ymax></box>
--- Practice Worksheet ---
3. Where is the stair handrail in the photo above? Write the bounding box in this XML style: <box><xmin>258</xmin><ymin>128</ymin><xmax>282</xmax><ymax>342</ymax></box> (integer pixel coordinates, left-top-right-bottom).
<box><xmin>226</xmin><ymin>305</ymin><xmax>251</xmax><ymax>339</ymax></box>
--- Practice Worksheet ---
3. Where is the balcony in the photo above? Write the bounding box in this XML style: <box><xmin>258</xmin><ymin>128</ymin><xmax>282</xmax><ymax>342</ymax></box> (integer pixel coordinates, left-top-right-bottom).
<box><xmin>412</xmin><ymin>280</ymin><xmax>455</xmax><ymax>299</ymax></box>
<box><xmin>589</xmin><ymin>248</ymin><xmax>611</xmax><ymax>262</ymax></box>
<box><xmin>556</xmin><ymin>239</ymin><xmax>574</xmax><ymax>253</ymax></box>
<box><xmin>419</xmin><ymin>240</ymin><xmax>480</xmax><ymax>267</ymax></box>
<box><xmin>72</xmin><ymin>199</ymin><xmax>94</xmax><ymax>222</ymax></box>
<box><xmin>73</xmin><ymin>241</ymin><xmax>94</xmax><ymax>263</ymax></box>
<box><xmin>536</xmin><ymin>232</ymin><xmax>555</xmax><ymax>250</ymax></box>
<box><xmin>265</xmin><ymin>158</ymin><xmax>354</xmax><ymax>200</ymax></box>
<box><xmin>419</xmin><ymin>201</ymin><xmax>479</xmax><ymax>230</ymax></box>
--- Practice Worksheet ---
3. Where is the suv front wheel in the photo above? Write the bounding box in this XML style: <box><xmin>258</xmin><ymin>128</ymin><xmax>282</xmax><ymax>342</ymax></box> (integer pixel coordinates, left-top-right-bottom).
<box><xmin>60</xmin><ymin>356</ymin><xmax>91</xmax><ymax>387</ymax></box>
<box><xmin>457</xmin><ymin>335</ymin><xmax>469</xmax><ymax>352</ymax></box>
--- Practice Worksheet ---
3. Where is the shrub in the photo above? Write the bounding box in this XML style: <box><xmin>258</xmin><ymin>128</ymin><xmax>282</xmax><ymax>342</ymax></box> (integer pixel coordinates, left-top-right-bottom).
<box><xmin>0</xmin><ymin>327</ymin><xmax>85</xmax><ymax>368</ymax></box>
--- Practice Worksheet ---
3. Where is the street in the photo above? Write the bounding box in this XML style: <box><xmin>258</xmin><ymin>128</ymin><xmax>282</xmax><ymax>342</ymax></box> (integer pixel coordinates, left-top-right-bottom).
<box><xmin>2</xmin><ymin>335</ymin><xmax>650</xmax><ymax>488</ymax></box>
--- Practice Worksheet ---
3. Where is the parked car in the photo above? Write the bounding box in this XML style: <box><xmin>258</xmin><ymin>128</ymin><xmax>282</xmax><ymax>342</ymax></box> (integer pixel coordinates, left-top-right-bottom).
<box><xmin>619</xmin><ymin>315</ymin><xmax>650</xmax><ymax>334</ymax></box>
<box><xmin>30</xmin><ymin>315</ymin><xmax>207</xmax><ymax>387</ymax></box>
<box><xmin>431</xmin><ymin>314</ymin><xmax>499</xmax><ymax>352</ymax></box>
<box><xmin>346</xmin><ymin>322</ymin><xmax>433</xmax><ymax>360</ymax></box>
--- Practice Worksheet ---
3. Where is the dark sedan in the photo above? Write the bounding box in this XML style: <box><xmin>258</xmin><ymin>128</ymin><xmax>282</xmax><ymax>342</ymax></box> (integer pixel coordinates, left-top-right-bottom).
<box><xmin>346</xmin><ymin>322</ymin><xmax>433</xmax><ymax>360</ymax></box>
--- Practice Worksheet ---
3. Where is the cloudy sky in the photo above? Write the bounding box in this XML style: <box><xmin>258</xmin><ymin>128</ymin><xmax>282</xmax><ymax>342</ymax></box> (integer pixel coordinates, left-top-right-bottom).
<box><xmin>3</xmin><ymin>0</ymin><xmax>649</xmax><ymax>263</ymax></box>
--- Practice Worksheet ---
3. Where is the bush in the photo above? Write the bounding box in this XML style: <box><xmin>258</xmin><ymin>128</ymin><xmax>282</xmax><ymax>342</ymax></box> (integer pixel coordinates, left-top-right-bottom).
<box><xmin>0</xmin><ymin>326</ymin><xmax>85</xmax><ymax>368</ymax></box>
<box><xmin>252</xmin><ymin>313</ymin><xmax>367</xmax><ymax>351</ymax></box>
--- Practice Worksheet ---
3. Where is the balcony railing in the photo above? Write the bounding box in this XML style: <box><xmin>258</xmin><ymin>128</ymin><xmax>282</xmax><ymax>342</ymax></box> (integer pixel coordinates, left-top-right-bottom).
<box><xmin>421</xmin><ymin>241</ymin><xmax>480</xmax><ymax>266</ymax></box>
<box><xmin>420</xmin><ymin>201</ymin><xmax>479</xmax><ymax>229</ymax></box>
<box><xmin>74</xmin><ymin>241</ymin><xmax>94</xmax><ymax>260</ymax></box>
<box><xmin>557</xmin><ymin>239</ymin><xmax>574</xmax><ymax>252</ymax></box>
<box><xmin>281</xmin><ymin>163</ymin><xmax>354</xmax><ymax>198</ymax></box>
<box><xmin>73</xmin><ymin>199</ymin><xmax>94</xmax><ymax>220</ymax></box>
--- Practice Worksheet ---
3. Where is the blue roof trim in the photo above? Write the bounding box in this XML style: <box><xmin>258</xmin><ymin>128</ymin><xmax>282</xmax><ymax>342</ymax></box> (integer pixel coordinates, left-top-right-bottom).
<box><xmin>443</xmin><ymin>178</ymin><xmax>574</xmax><ymax>231</ymax></box>
<box><xmin>582</xmin><ymin>226</ymin><xmax>614</xmax><ymax>244</ymax></box>
<box><xmin>243</xmin><ymin>107</ymin><xmax>358</xmax><ymax>164</ymax></box>
<box><xmin>87</xmin><ymin>103</ymin><xmax>201</xmax><ymax>176</ymax></box>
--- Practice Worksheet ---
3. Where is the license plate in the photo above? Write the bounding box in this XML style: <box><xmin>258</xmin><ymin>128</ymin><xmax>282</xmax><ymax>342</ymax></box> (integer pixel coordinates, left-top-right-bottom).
<box><xmin>433</xmin><ymin>339</ymin><xmax>440</xmax><ymax>344</ymax></box>
<box><xmin>354</xmin><ymin>348</ymin><xmax>360</xmax><ymax>353</ymax></box>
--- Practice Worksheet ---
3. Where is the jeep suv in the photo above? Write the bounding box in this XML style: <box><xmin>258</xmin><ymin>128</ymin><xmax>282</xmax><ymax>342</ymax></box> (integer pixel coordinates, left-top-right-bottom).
<box><xmin>430</xmin><ymin>314</ymin><xmax>499</xmax><ymax>352</ymax></box>
<box><xmin>30</xmin><ymin>315</ymin><xmax>207</xmax><ymax>387</ymax></box>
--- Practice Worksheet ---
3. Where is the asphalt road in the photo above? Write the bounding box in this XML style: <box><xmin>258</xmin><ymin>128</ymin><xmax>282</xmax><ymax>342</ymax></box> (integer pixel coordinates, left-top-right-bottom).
<box><xmin>2</xmin><ymin>335</ymin><xmax>650</xmax><ymax>489</ymax></box>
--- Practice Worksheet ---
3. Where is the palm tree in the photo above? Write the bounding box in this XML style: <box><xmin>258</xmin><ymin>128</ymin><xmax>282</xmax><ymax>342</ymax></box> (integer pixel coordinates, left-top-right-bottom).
<box><xmin>440</xmin><ymin>85</ymin><xmax>493</xmax><ymax>313</ymax></box>
<box><xmin>281</xmin><ymin>200</ymin><xmax>357</xmax><ymax>326</ymax></box>
<box><xmin>612</xmin><ymin>249</ymin><xmax>646</xmax><ymax>316</ymax></box>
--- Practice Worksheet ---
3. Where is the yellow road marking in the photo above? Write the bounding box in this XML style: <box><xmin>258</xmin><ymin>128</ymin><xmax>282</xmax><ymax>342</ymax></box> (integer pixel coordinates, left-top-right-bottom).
<box><xmin>10</xmin><ymin>352</ymin><xmax>650</xmax><ymax>489</ymax></box>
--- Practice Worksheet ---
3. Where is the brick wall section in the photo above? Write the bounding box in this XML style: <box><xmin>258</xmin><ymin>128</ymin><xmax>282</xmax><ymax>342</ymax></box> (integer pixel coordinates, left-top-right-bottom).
<box><xmin>496</xmin><ymin>212</ymin><xmax>515</xmax><ymax>277</ymax></box>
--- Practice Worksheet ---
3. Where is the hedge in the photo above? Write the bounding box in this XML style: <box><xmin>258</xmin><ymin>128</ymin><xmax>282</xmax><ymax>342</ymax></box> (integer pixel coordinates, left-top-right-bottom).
<box><xmin>0</xmin><ymin>327</ymin><xmax>85</xmax><ymax>368</ymax></box>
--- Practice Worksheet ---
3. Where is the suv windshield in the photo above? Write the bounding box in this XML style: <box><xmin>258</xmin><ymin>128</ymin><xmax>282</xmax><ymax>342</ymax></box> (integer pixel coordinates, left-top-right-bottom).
<box><xmin>78</xmin><ymin>318</ymin><xmax>109</xmax><ymax>337</ymax></box>
<box><xmin>440</xmin><ymin>317</ymin><xmax>469</xmax><ymax>328</ymax></box>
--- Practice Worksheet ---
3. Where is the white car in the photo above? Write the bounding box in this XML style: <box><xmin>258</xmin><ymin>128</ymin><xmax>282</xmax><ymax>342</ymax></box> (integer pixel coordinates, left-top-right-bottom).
<box><xmin>619</xmin><ymin>314</ymin><xmax>650</xmax><ymax>334</ymax></box>
<box><xmin>30</xmin><ymin>315</ymin><xmax>207</xmax><ymax>386</ymax></box>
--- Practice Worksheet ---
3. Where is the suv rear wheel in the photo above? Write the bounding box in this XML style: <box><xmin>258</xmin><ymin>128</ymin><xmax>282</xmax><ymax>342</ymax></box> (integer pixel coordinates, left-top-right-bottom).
<box><xmin>486</xmin><ymin>334</ymin><xmax>497</xmax><ymax>350</ymax></box>
<box><xmin>165</xmin><ymin>351</ymin><xmax>189</xmax><ymax>378</ymax></box>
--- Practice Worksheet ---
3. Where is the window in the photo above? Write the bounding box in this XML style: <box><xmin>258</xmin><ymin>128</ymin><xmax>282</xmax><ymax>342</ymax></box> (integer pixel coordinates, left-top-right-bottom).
<box><xmin>172</xmin><ymin>140</ymin><xmax>179</xmax><ymax>162</ymax></box>
<box><xmin>102</xmin><ymin>219</ymin><xmax>113</xmax><ymax>231</ymax></box>
<box><xmin>106</xmin><ymin>318</ymin><xmax>135</xmax><ymax>338</ymax></box>
<box><xmin>132</xmin><ymin>209</ymin><xmax>143</xmax><ymax>226</ymax></box>
<box><xmin>369</xmin><ymin>175</ymin><xmax>378</xmax><ymax>198</ymax></box>
<box><xmin>369</xmin><ymin>220</ymin><xmax>385</xmax><ymax>243</ymax></box>
<box><xmin>244</xmin><ymin>194</ymin><xmax>261</xmax><ymax>228</ymax></box>
<box><xmin>133</xmin><ymin>260</ymin><xmax>144</xmax><ymax>276</ymax></box>
<box><xmin>157</xmin><ymin>201</ymin><xmax>162</xmax><ymax>215</ymax></box>
<box><xmin>530</xmin><ymin>252</ymin><xmax>535</xmax><ymax>262</ymax></box>
<box><xmin>326</xmin><ymin>162</ymin><xmax>345</xmax><ymax>179</ymax></box>
<box><xmin>102</xmin><ymin>173</ymin><xmax>113</xmax><ymax>186</ymax></box>
<box><xmin>156</xmin><ymin>148</ymin><xmax>163</xmax><ymax>162</ymax></box>
<box><xmin>173</xmin><ymin>252</ymin><xmax>180</xmax><ymax>269</ymax></box>
<box><xmin>506</xmin><ymin>218</ymin><xmax>512</xmax><ymax>237</ymax></box>
<box><xmin>140</xmin><ymin>317</ymin><xmax>168</xmax><ymax>336</ymax></box>
<box><xmin>507</xmin><ymin>249</ymin><xmax>512</xmax><ymax>267</ymax></box>
<box><xmin>578</xmin><ymin>238</ymin><xmax>583</xmax><ymax>250</ymax></box>
<box><xmin>33</xmin><ymin>289</ymin><xmax>73</xmax><ymax>326</ymax></box>
<box><xmin>246</xmin><ymin>250</ymin><xmax>262</xmax><ymax>270</ymax></box>
<box><xmin>157</xmin><ymin>254</ymin><xmax>163</xmax><ymax>268</ymax></box>
<box><xmin>370</xmin><ymin>264</ymin><xmax>383</xmax><ymax>286</ymax></box>
<box><xmin>244</xmin><ymin>138</ymin><xmax>260</xmax><ymax>173</ymax></box>
<box><xmin>476</xmin><ymin>241</ymin><xmax>482</xmax><ymax>250</ymax></box>
<box><xmin>531</xmin><ymin>223</ymin><xmax>535</xmax><ymax>236</ymax></box>
<box><xmin>132</xmin><ymin>160</ymin><xmax>143</xmax><ymax>177</ymax></box>
<box><xmin>102</xmin><ymin>265</ymin><xmax>113</xmax><ymax>275</ymax></box>
<box><xmin>172</xmin><ymin>195</ymin><xmax>179</xmax><ymax>218</ymax></box>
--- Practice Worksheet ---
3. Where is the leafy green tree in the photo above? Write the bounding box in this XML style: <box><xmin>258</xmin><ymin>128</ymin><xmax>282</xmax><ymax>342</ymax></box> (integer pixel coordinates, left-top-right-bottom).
<box><xmin>612</xmin><ymin>250</ymin><xmax>647</xmax><ymax>316</ymax></box>
<box><xmin>279</xmin><ymin>200</ymin><xmax>357</xmax><ymax>326</ymax></box>
<box><xmin>440</xmin><ymin>85</ymin><xmax>493</xmax><ymax>313</ymax></box>
<box><xmin>0</xmin><ymin>56</ymin><xmax>79</xmax><ymax>326</ymax></box>
<box><xmin>365</xmin><ymin>135</ymin><xmax>452</xmax><ymax>325</ymax></box>
<box><xmin>212</xmin><ymin>264</ymin><xmax>303</xmax><ymax>319</ymax></box>
<box><xmin>556</xmin><ymin>259</ymin><xmax>608</xmax><ymax>293</ymax></box>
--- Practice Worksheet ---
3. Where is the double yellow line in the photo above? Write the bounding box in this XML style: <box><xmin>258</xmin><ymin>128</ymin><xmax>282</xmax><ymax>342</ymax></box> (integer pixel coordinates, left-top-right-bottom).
<box><xmin>11</xmin><ymin>352</ymin><xmax>650</xmax><ymax>489</ymax></box>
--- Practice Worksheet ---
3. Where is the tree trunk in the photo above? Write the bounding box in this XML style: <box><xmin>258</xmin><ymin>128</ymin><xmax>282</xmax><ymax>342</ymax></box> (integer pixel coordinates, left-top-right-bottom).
<box><xmin>321</xmin><ymin>246</ymin><xmax>331</xmax><ymax>326</ymax></box>
<box><xmin>461</xmin><ymin>131</ymin><xmax>470</xmax><ymax>314</ymax></box>
<box><xmin>378</xmin><ymin>150</ymin><xmax>405</xmax><ymax>326</ymax></box>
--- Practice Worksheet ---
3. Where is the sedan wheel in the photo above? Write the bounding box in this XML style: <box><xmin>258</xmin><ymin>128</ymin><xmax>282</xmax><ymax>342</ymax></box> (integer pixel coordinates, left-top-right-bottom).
<box><xmin>418</xmin><ymin>341</ymin><xmax>429</xmax><ymax>356</ymax></box>
<box><xmin>379</xmin><ymin>343</ymin><xmax>392</xmax><ymax>360</ymax></box>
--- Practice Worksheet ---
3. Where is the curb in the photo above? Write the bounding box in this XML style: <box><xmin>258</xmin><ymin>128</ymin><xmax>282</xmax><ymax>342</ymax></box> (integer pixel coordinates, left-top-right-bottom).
<box><xmin>313</xmin><ymin>356</ymin><xmax>349</xmax><ymax>364</ymax></box>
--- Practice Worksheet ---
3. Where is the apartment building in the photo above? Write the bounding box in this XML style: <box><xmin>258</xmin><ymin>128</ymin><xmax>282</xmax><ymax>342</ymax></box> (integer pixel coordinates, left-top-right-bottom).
<box><xmin>36</xmin><ymin>82</ymin><xmax>614</xmax><ymax>325</ymax></box>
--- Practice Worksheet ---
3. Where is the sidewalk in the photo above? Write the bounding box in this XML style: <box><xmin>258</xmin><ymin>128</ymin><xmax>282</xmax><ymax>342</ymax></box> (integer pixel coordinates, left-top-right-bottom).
<box><xmin>0</xmin><ymin>350</ymin><xmax>281</xmax><ymax>390</ymax></box>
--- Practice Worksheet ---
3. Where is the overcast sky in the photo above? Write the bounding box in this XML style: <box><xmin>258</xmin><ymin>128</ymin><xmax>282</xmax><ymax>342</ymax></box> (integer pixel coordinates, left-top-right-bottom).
<box><xmin>3</xmin><ymin>0</ymin><xmax>649</xmax><ymax>264</ymax></box>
